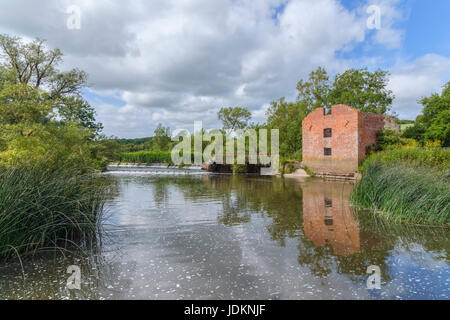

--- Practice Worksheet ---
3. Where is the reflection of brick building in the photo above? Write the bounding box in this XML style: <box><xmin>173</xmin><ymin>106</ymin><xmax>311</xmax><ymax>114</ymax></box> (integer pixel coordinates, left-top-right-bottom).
<box><xmin>302</xmin><ymin>180</ymin><xmax>360</xmax><ymax>256</ymax></box>
<box><xmin>302</xmin><ymin>104</ymin><xmax>399</xmax><ymax>176</ymax></box>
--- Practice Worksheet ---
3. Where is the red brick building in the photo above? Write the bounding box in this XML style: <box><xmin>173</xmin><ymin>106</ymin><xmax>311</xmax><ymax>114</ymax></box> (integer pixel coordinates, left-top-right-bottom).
<box><xmin>302</xmin><ymin>104</ymin><xmax>395</xmax><ymax>176</ymax></box>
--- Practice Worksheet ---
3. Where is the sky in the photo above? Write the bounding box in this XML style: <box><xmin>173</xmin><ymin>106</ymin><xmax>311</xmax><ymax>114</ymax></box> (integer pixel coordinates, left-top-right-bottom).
<box><xmin>0</xmin><ymin>0</ymin><xmax>449</xmax><ymax>138</ymax></box>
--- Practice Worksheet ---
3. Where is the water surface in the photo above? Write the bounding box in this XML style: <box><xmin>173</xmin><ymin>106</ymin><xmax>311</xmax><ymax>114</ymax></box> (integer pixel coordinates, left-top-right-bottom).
<box><xmin>1</xmin><ymin>166</ymin><xmax>449</xmax><ymax>300</ymax></box>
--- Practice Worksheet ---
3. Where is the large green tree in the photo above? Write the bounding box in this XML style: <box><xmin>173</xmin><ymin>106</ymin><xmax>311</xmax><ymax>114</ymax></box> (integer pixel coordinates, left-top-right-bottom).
<box><xmin>0</xmin><ymin>34</ymin><xmax>105</xmax><ymax>170</ymax></box>
<box><xmin>404</xmin><ymin>82</ymin><xmax>450</xmax><ymax>147</ymax></box>
<box><xmin>217</xmin><ymin>106</ymin><xmax>252</xmax><ymax>131</ymax></box>
<box><xmin>329</xmin><ymin>68</ymin><xmax>394</xmax><ymax>114</ymax></box>
<box><xmin>295</xmin><ymin>67</ymin><xmax>394</xmax><ymax>114</ymax></box>
<box><xmin>266</xmin><ymin>98</ymin><xmax>309</xmax><ymax>158</ymax></box>
<box><xmin>0</xmin><ymin>34</ymin><xmax>102</xmax><ymax>132</ymax></box>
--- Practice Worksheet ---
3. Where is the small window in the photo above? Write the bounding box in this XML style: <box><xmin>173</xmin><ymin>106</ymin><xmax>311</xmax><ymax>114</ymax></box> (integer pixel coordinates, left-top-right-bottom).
<box><xmin>325</xmin><ymin>198</ymin><xmax>332</xmax><ymax>207</ymax></box>
<box><xmin>324</xmin><ymin>107</ymin><xmax>332</xmax><ymax>115</ymax></box>
<box><xmin>324</xmin><ymin>148</ymin><xmax>332</xmax><ymax>156</ymax></box>
<box><xmin>324</xmin><ymin>218</ymin><xmax>334</xmax><ymax>226</ymax></box>
<box><xmin>324</xmin><ymin>128</ymin><xmax>332</xmax><ymax>137</ymax></box>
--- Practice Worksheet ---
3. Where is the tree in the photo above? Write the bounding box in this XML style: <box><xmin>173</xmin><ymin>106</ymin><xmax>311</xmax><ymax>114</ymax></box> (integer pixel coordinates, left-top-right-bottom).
<box><xmin>57</xmin><ymin>96</ymin><xmax>103</xmax><ymax>135</ymax></box>
<box><xmin>0</xmin><ymin>34</ymin><xmax>101</xmax><ymax>132</ymax></box>
<box><xmin>329</xmin><ymin>68</ymin><xmax>393</xmax><ymax>114</ymax></box>
<box><xmin>266</xmin><ymin>98</ymin><xmax>309</xmax><ymax>158</ymax></box>
<box><xmin>295</xmin><ymin>66</ymin><xmax>394</xmax><ymax>114</ymax></box>
<box><xmin>0</xmin><ymin>82</ymin><xmax>52</xmax><ymax>125</ymax></box>
<box><xmin>296</xmin><ymin>66</ymin><xmax>330</xmax><ymax>110</ymax></box>
<box><xmin>407</xmin><ymin>82</ymin><xmax>450</xmax><ymax>147</ymax></box>
<box><xmin>153</xmin><ymin>123</ymin><xmax>171</xmax><ymax>151</ymax></box>
<box><xmin>0</xmin><ymin>34</ymin><xmax>105</xmax><ymax>170</ymax></box>
<box><xmin>0</xmin><ymin>35</ymin><xmax>86</xmax><ymax>96</ymax></box>
<box><xmin>217</xmin><ymin>107</ymin><xmax>252</xmax><ymax>131</ymax></box>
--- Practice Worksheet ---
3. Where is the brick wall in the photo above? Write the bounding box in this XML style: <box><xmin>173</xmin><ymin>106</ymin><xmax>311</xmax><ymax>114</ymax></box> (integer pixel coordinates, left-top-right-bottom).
<box><xmin>302</xmin><ymin>105</ymin><xmax>388</xmax><ymax>174</ymax></box>
<box><xmin>302</xmin><ymin>104</ymin><xmax>360</xmax><ymax>174</ymax></box>
<box><xmin>358</xmin><ymin>112</ymin><xmax>385</xmax><ymax>163</ymax></box>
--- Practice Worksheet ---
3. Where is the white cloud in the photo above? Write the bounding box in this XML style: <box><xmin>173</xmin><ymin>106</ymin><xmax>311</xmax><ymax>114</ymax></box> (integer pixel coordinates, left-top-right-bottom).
<box><xmin>365</xmin><ymin>0</ymin><xmax>406</xmax><ymax>49</ymax></box>
<box><xmin>389</xmin><ymin>54</ymin><xmax>450</xmax><ymax>119</ymax></box>
<box><xmin>0</xmin><ymin>0</ymin><xmax>442</xmax><ymax>137</ymax></box>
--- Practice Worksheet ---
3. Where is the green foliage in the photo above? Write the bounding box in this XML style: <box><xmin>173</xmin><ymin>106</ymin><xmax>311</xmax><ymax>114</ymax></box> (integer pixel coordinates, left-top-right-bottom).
<box><xmin>402</xmin><ymin>122</ymin><xmax>425</xmax><ymax>143</ymax></box>
<box><xmin>0</xmin><ymin>162</ymin><xmax>110</xmax><ymax>259</ymax></box>
<box><xmin>113</xmin><ymin>137</ymin><xmax>154</xmax><ymax>152</ymax></box>
<box><xmin>328</xmin><ymin>68</ymin><xmax>393</xmax><ymax>114</ymax></box>
<box><xmin>296</xmin><ymin>66</ymin><xmax>331</xmax><ymax>109</ymax></box>
<box><xmin>352</xmin><ymin>163</ymin><xmax>449</xmax><ymax>225</ymax></box>
<box><xmin>403</xmin><ymin>82</ymin><xmax>450</xmax><ymax>147</ymax></box>
<box><xmin>295</xmin><ymin>67</ymin><xmax>393</xmax><ymax>114</ymax></box>
<box><xmin>0</xmin><ymin>34</ymin><xmax>105</xmax><ymax>171</ymax></box>
<box><xmin>57</xmin><ymin>96</ymin><xmax>103</xmax><ymax>135</ymax></box>
<box><xmin>266</xmin><ymin>98</ymin><xmax>308</xmax><ymax>158</ymax></box>
<box><xmin>0</xmin><ymin>82</ymin><xmax>52</xmax><ymax>125</ymax></box>
<box><xmin>120</xmin><ymin>151</ymin><xmax>174</xmax><ymax>164</ymax></box>
<box><xmin>424</xmin><ymin>109</ymin><xmax>450</xmax><ymax>147</ymax></box>
<box><xmin>375</xmin><ymin>129</ymin><xmax>402</xmax><ymax>151</ymax></box>
<box><xmin>398</xmin><ymin>120</ymin><xmax>415</xmax><ymax>125</ymax></box>
<box><xmin>0</xmin><ymin>34</ymin><xmax>87</xmax><ymax>99</ymax></box>
<box><xmin>360</xmin><ymin>148</ymin><xmax>450</xmax><ymax>173</ymax></box>
<box><xmin>302</xmin><ymin>166</ymin><xmax>315</xmax><ymax>177</ymax></box>
<box><xmin>218</xmin><ymin>106</ymin><xmax>252</xmax><ymax>131</ymax></box>
<box><xmin>152</xmin><ymin>123</ymin><xmax>172</xmax><ymax>151</ymax></box>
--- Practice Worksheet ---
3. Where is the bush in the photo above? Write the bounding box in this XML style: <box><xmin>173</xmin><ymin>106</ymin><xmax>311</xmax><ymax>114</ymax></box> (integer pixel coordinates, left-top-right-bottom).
<box><xmin>360</xmin><ymin>148</ymin><xmax>450</xmax><ymax>172</ymax></box>
<box><xmin>0</xmin><ymin>162</ymin><xmax>110</xmax><ymax>259</ymax></box>
<box><xmin>352</xmin><ymin>163</ymin><xmax>450</xmax><ymax>225</ymax></box>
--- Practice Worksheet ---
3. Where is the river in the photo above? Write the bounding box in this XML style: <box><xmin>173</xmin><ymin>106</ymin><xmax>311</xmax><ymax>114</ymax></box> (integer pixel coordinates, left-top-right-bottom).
<box><xmin>0</xmin><ymin>166</ymin><xmax>449</xmax><ymax>299</ymax></box>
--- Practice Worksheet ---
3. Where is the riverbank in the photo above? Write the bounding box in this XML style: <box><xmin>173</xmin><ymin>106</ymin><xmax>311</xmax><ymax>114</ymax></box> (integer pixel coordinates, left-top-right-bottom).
<box><xmin>351</xmin><ymin>148</ymin><xmax>450</xmax><ymax>226</ymax></box>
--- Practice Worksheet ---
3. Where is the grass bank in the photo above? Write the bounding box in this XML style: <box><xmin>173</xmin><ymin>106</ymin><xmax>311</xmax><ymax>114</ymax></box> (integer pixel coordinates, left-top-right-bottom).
<box><xmin>0</xmin><ymin>163</ymin><xmax>110</xmax><ymax>260</ymax></box>
<box><xmin>360</xmin><ymin>147</ymin><xmax>450</xmax><ymax>172</ymax></box>
<box><xmin>352</xmin><ymin>159</ymin><xmax>449</xmax><ymax>225</ymax></box>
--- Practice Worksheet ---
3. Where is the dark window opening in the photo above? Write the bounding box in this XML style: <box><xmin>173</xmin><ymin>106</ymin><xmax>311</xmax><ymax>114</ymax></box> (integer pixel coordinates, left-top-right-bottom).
<box><xmin>324</xmin><ymin>148</ymin><xmax>332</xmax><ymax>156</ymax></box>
<box><xmin>324</xmin><ymin>128</ymin><xmax>332</xmax><ymax>137</ymax></box>
<box><xmin>325</xmin><ymin>198</ymin><xmax>332</xmax><ymax>207</ymax></box>
<box><xmin>324</xmin><ymin>218</ymin><xmax>334</xmax><ymax>226</ymax></box>
<box><xmin>324</xmin><ymin>107</ymin><xmax>332</xmax><ymax>115</ymax></box>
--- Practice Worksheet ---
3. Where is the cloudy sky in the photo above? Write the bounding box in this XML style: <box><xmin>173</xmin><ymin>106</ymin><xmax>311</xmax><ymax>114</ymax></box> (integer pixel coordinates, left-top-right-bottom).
<box><xmin>1</xmin><ymin>0</ymin><xmax>449</xmax><ymax>138</ymax></box>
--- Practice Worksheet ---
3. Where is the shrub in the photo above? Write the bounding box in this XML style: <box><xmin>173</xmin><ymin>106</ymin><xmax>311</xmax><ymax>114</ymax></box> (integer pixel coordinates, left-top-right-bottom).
<box><xmin>360</xmin><ymin>148</ymin><xmax>450</xmax><ymax>172</ymax></box>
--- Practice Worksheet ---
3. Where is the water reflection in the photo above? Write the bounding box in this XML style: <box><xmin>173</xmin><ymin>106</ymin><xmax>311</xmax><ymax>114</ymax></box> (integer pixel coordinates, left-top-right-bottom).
<box><xmin>0</xmin><ymin>169</ymin><xmax>449</xmax><ymax>300</ymax></box>
<box><xmin>302</xmin><ymin>181</ymin><xmax>360</xmax><ymax>256</ymax></box>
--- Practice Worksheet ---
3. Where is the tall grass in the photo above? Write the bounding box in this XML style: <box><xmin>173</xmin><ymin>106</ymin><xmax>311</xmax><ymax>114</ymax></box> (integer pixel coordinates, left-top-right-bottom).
<box><xmin>351</xmin><ymin>163</ymin><xmax>450</xmax><ymax>225</ymax></box>
<box><xmin>119</xmin><ymin>151</ymin><xmax>199</xmax><ymax>165</ymax></box>
<box><xmin>119</xmin><ymin>151</ymin><xmax>173</xmax><ymax>164</ymax></box>
<box><xmin>0</xmin><ymin>162</ymin><xmax>109</xmax><ymax>260</ymax></box>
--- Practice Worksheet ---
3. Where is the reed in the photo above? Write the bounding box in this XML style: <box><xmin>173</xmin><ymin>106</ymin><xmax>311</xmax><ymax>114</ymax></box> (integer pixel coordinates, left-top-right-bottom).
<box><xmin>351</xmin><ymin>162</ymin><xmax>450</xmax><ymax>225</ymax></box>
<box><xmin>0</xmin><ymin>162</ymin><xmax>109</xmax><ymax>259</ymax></box>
